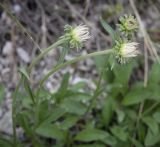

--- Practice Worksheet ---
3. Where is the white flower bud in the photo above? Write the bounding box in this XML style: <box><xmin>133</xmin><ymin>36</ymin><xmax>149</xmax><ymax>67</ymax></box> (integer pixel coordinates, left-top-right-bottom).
<box><xmin>62</xmin><ymin>24</ymin><xmax>91</xmax><ymax>49</ymax></box>
<box><xmin>114</xmin><ymin>40</ymin><xmax>140</xmax><ymax>64</ymax></box>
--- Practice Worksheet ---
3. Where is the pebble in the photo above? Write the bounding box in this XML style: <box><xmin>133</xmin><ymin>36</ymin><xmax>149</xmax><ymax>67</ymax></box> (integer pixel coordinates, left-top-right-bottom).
<box><xmin>2</xmin><ymin>41</ymin><xmax>13</xmax><ymax>55</ymax></box>
<box><xmin>17</xmin><ymin>47</ymin><xmax>30</xmax><ymax>63</ymax></box>
<box><xmin>0</xmin><ymin>109</ymin><xmax>13</xmax><ymax>134</ymax></box>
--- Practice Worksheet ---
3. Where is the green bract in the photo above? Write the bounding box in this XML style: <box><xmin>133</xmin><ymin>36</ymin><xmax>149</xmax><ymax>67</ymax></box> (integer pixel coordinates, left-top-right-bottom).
<box><xmin>118</xmin><ymin>14</ymin><xmax>138</xmax><ymax>37</ymax></box>
<box><xmin>62</xmin><ymin>24</ymin><xmax>90</xmax><ymax>49</ymax></box>
<box><xmin>113</xmin><ymin>39</ymin><xmax>139</xmax><ymax>64</ymax></box>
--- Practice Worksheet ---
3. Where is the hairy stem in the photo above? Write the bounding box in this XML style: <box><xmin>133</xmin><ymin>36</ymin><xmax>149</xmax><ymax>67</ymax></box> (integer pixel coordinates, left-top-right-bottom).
<box><xmin>39</xmin><ymin>49</ymin><xmax>113</xmax><ymax>88</ymax></box>
<box><xmin>28</xmin><ymin>38</ymin><xmax>66</xmax><ymax>72</ymax></box>
<box><xmin>84</xmin><ymin>56</ymin><xmax>108</xmax><ymax>116</ymax></box>
<box><xmin>12</xmin><ymin>80</ymin><xmax>21</xmax><ymax>146</ymax></box>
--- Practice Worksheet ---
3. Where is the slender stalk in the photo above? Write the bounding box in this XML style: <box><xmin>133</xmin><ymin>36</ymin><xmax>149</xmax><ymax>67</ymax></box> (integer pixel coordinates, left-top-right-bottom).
<box><xmin>12</xmin><ymin>79</ymin><xmax>22</xmax><ymax>146</ymax></box>
<box><xmin>28</xmin><ymin>38</ymin><xmax>66</xmax><ymax>72</ymax></box>
<box><xmin>84</xmin><ymin>57</ymin><xmax>108</xmax><ymax>116</ymax></box>
<box><xmin>84</xmin><ymin>75</ymin><xmax>102</xmax><ymax>116</ymax></box>
<box><xmin>142</xmin><ymin>102</ymin><xmax>160</xmax><ymax>116</ymax></box>
<box><xmin>39</xmin><ymin>49</ymin><xmax>113</xmax><ymax>88</ymax></box>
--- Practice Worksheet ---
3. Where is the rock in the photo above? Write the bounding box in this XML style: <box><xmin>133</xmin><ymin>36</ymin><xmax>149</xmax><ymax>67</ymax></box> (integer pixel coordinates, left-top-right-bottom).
<box><xmin>2</xmin><ymin>41</ymin><xmax>13</xmax><ymax>55</ymax></box>
<box><xmin>17</xmin><ymin>47</ymin><xmax>30</xmax><ymax>63</ymax></box>
<box><xmin>0</xmin><ymin>109</ymin><xmax>12</xmax><ymax>134</ymax></box>
<box><xmin>13</xmin><ymin>4</ymin><xmax>22</xmax><ymax>13</ymax></box>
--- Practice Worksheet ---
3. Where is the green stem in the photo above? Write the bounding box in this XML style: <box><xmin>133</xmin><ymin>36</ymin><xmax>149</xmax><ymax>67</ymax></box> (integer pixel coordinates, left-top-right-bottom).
<box><xmin>28</xmin><ymin>38</ymin><xmax>66</xmax><ymax>72</ymax></box>
<box><xmin>84</xmin><ymin>57</ymin><xmax>108</xmax><ymax>116</ymax></box>
<box><xmin>142</xmin><ymin>102</ymin><xmax>160</xmax><ymax>116</ymax></box>
<box><xmin>12</xmin><ymin>79</ymin><xmax>22</xmax><ymax>146</ymax></box>
<box><xmin>84</xmin><ymin>78</ymin><xmax>102</xmax><ymax>116</ymax></box>
<box><xmin>39</xmin><ymin>49</ymin><xmax>113</xmax><ymax>88</ymax></box>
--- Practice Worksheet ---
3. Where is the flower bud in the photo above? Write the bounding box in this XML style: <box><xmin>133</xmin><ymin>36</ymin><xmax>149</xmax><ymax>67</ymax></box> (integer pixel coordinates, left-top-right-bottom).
<box><xmin>113</xmin><ymin>39</ymin><xmax>139</xmax><ymax>64</ymax></box>
<box><xmin>62</xmin><ymin>24</ymin><xmax>91</xmax><ymax>49</ymax></box>
<box><xmin>118</xmin><ymin>14</ymin><xmax>138</xmax><ymax>37</ymax></box>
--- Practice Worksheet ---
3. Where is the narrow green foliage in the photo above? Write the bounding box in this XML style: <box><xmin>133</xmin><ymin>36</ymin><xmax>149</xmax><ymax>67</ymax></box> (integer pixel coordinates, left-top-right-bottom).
<box><xmin>100</xmin><ymin>17</ymin><xmax>116</xmax><ymax>41</ymax></box>
<box><xmin>0</xmin><ymin>85</ymin><xmax>5</xmax><ymax>104</ymax></box>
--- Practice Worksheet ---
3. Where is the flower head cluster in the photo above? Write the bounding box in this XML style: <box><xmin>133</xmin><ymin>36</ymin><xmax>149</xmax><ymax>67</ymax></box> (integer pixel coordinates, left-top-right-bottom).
<box><xmin>62</xmin><ymin>24</ymin><xmax>90</xmax><ymax>49</ymax></box>
<box><xmin>118</xmin><ymin>14</ymin><xmax>138</xmax><ymax>37</ymax></box>
<box><xmin>113</xmin><ymin>39</ymin><xmax>139</xmax><ymax>64</ymax></box>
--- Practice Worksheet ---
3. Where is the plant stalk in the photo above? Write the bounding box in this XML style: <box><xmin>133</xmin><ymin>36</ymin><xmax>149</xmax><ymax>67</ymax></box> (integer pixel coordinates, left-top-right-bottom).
<box><xmin>39</xmin><ymin>49</ymin><xmax>113</xmax><ymax>88</ymax></box>
<box><xmin>12</xmin><ymin>80</ymin><xmax>21</xmax><ymax>146</ymax></box>
<box><xmin>28</xmin><ymin>38</ymin><xmax>66</xmax><ymax>72</ymax></box>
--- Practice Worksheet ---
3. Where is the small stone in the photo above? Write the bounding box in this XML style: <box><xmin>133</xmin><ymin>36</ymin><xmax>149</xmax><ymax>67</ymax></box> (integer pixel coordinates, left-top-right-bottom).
<box><xmin>2</xmin><ymin>41</ymin><xmax>13</xmax><ymax>55</ymax></box>
<box><xmin>17</xmin><ymin>47</ymin><xmax>30</xmax><ymax>63</ymax></box>
<box><xmin>13</xmin><ymin>4</ymin><xmax>22</xmax><ymax>13</ymax></box>
<box><xmin>0</xmin><ymin>110</ymin><xmax>12</xmax><ymax>134</ymax></box>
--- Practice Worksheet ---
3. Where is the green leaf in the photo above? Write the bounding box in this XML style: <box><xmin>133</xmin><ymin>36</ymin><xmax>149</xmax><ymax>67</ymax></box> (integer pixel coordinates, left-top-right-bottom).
<box><xmin>60</xmin><ymin>115</ymin><xmax>79</xmax><ymax>130</ymax></box>
<box><xmin>19</xmin><ymin>68</ymin><xmax>35</xmax><ymax>104</ymax></box>
<box><xmin>18</xmin><ymin>67</ymin><xmax>29</xmax><ymax>80</ymax></box>
<box><xmin>94</xmin><ymin>55</ymin><xmax>114</xmax><ymax>83</ymax></box>
<box><xmin>115</xmin><ymin>109</ymin><xmax>125</xmax><ymax>123</ymax></box>
<box><xmin>137</xmin><ymin>123</ymin><xmax>146</xmax><ymax>142</ymax></box>
<box><xmin>101</xmin><ymin>134</ymin><xmax>117</xmax><ymax>146</ymax></box>
<box><xmin>38</xmin><ymin>88</ymin><xmax>52</xmax><ymax>101</ymax></box>
<box><xmin>142</xmin><ymin>116</ymin><xmax>159</xmax><ymax>135</ymax></box>
<box><xmin>63</xmin><ymin>90</ymin><xmax>92</xmax><ymax>102</ymax></box>
<box><xmin>60</xmin><ymin>99</ymin><xmax>86</xmax><ymax>115</ymax></box>
<box><xmin>129</xmin><ymin>137</ymin><xmax>143</xmax><ymax>147</ymax></box>
<box><xmin>40</xmin><ymin>107</ymin><xmax>66</xmax><ymax>125</ymax></box>
<box><xmin>57</xmin><ymin>47</ymin><xmax>68</xmax><ymax>64</ymax></box>
<box><xmin>101</xmin><ymin>96</ymin><xmax>114</xmax><ymax>126</ymax></box>
<box><xmin>75</xmin><ymin>128</ymin><xmax>110</xmax><ymax>142</ymax></box>
<box><xmin>100</xmin><ymin>17</ymin><xmax>116</xmax><ymax>40</ymax></box>
<box><xmin>0</xmin><ymin>138</ymin><xmax>13</xmax><ymax>147</ymax></box>
<box><xmin>147</xmin><ymin>85</ymin><xmax>160</xmax><ymax>100</ymax></box>
<box><xmin>17</xmin><ymin>113</ymin><xmax>32</xmax><ymax>137</ymax></box>
<box><xmin>122</xmin><ymin>82</ymin><xmax>151</xmax><ymax>106</ymax></box>
<box><xmin>36</xmin><ymin>123</ymin><xmax>66</xmax><ymax>140</ymax></box>
<box><xmin>111</xmin><ymin>126</ymin><xmax>128</xmax><ymax>141</ymax></box>
<box><xmin>126</xmin><ymin>109</ymin><xmax>137</xmax><ymax>120</ymax></box>
<box><xmin>148</xmin><ymin>61</ymin><xmax>160</xmax><ymax>84</ymax></box>
<box><xmin>0</xmin><ymin>85</ymin><xmax>5</xmax><ymax>104</ymax></box>
<box><xmin>56</xmin><ymin>73</ymin><xmax>70</xmax><ymax>101</ymax></box>
<box><xmin>76</xmin><ymin>143</ymin><xmax>105</xmax><ymax>147</ymax></box>
<box><xmin>145</xmin><ymin>129</ymin><xmax>160</xmax><ymax>146</ymax></box>
<box><xmin>153</xmin><ymin>112</ymin><xmax>160</xmax><ymax>123</ymax></box>
<box><xmin>23</xmin><ymin>79</ymin><xmax>36</xmax><ymax>104</ymax></box>
<box><xmin>35</xmin><ymin>101</ymin><xmax>51</xmax><ymax>123</ymax></box>
<box><xmin>70</xmin><ymin>81</ymin><xmax>87</xmax><ymax>91</ymax></box>
<box><xmin>113</xmin><ymin>61</ymin><xmax>136</xmax><ymax>85</ymax></box>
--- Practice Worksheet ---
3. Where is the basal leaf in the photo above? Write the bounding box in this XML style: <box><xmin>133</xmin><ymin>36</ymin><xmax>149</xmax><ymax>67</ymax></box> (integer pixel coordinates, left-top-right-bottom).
<box><xmin>17</xmin><ymin>113</ymin><xmax>32</xmax><ymax>137</ymax></box>
<box><xmin>142</xmin><ymin>116</ymin><xmax>159</xmax><ymax>135</ymax></box>
<box><xmin>122</xmin><ymin>82</ymin><xmax>151</xmax><ymax>106</ymax></box>
<box><xmin>18</xmin><ymin>67</ymin><xmax>30</xmax><ymax>80</ymax></box>
<box><xmin>60</xmin><ymin>115</ymin><xmax>79</xmax><ymax>130</ymax></box>
<box><xmin>100</xmin><ymin>17</ymin><xmax>116</xmax><ymax>40</ymax></box>
<box><xmin>111</xmin><ymin>126</ymin><xmax>128</xmax><ymax>141</ymax></box>
<box><xmin>145</xmin><ymin>129</ymin><xmax>160</xmax><ymax>146</ymax></box>
<box><xmin>101</xmin><ymin>96</ymin><xmax>114</xmax><ymax>126</ymax></box>
<box><xmin>153</xmin><ymin>112</ymin><xmax>160</xmax><ymax>124</ymax></box>
<box><xmin>56</xmin><ymin>73</ymin><xmax>70</xmax><ymax>101</ymax></box>
<box><xmin>75</xmin><ymin>128</ymin><xmax>110</xmax><ymax>142</ymax></box>
<box><xmin>148</xmin><ymin>61</ymin><xmax>160</xmax><ymax>84</ymax></box>
<box><xmin>60</xmin><ymin>99</ymin><xmax>86</xmax><ymax>115</ymax></box>
<box><xmin>0</xmin><ymin>138</ymin><xmax>13</xmax><ymax>147</ymax></box>
<box><xmin>0</xmin><ymin>85</ymin><xmax>5</xmax><ymax>104</ymax></box>
<box><xmin>36</xmin><ymin>123</ymin><xmax>66</xmax><ymax>140</ymax></box>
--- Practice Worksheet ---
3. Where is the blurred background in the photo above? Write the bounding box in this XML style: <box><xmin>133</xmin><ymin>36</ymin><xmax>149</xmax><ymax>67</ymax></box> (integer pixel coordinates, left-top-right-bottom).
<box><xmin>0</xmin><ymin>0</ymin><xmax>160</xmax><ymax>146</ymax></box>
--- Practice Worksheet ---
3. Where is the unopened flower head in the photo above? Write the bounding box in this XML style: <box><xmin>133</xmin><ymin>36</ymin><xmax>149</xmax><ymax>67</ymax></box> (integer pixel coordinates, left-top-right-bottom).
<box><xmin>118</xmin><ymin>14</ymin><xmax>138</xmax><ymax>37</ymax></box>
<box><xmin>114</xmin><ymin>39</ymin><xmax>139</xmax><ymax>64</ymax></box>
<box><xmin>63</xmin><ymin>24</ymin><xmax>90</xmax><ymax>49</ymax></box>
